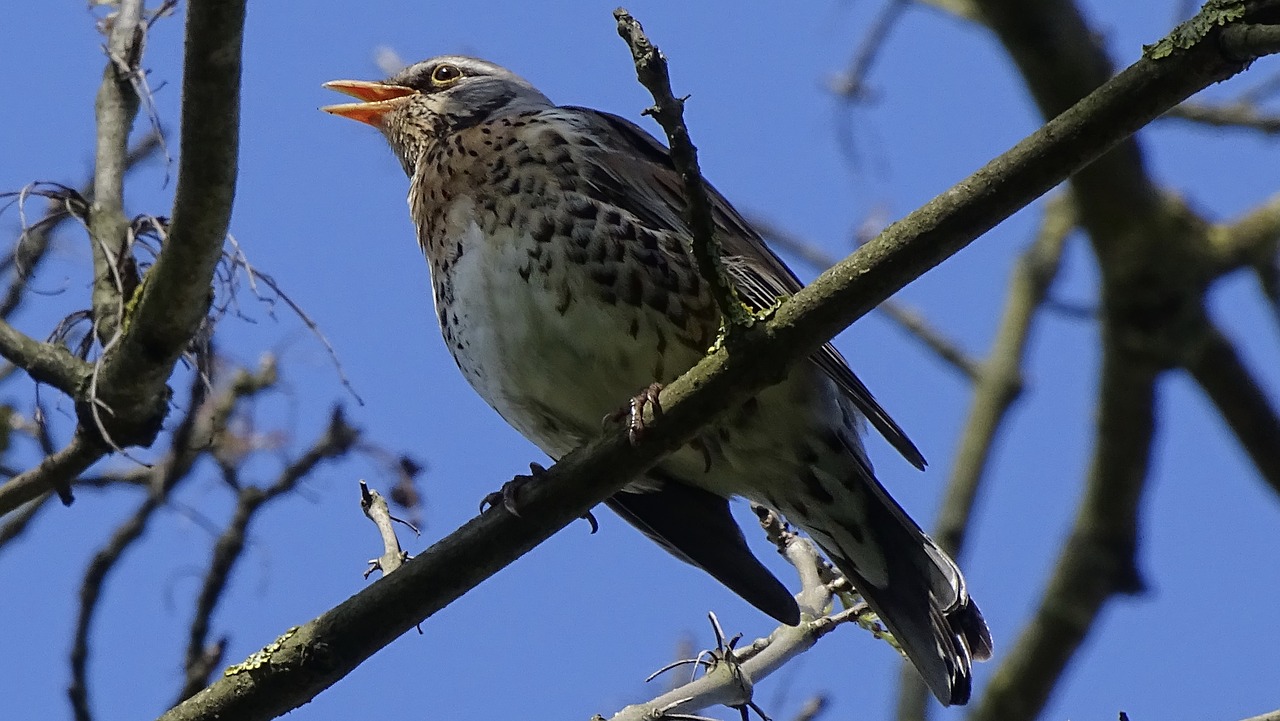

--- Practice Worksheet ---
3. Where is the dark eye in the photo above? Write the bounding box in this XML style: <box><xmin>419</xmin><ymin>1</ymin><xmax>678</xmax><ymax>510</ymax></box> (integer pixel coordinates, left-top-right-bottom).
<box><xmin>431</xmin><ymin>64</ymin><xmax>463</xmax><ymax>85</ymax></box>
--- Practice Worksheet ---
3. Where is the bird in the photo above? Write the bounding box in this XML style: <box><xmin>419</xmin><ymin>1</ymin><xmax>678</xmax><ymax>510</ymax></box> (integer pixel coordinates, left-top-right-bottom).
<box><xmin>323</xmin><ymin>55</ymin><xmax>992</xmax><ymax>705</ymax></box>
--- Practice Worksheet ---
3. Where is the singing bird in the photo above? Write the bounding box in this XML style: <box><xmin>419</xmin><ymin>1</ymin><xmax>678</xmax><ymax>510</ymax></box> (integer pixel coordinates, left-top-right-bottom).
<box><xmin>323</xmin><ymin>55</ymin><xmax>991</xmax><ymax>704</ymax></box>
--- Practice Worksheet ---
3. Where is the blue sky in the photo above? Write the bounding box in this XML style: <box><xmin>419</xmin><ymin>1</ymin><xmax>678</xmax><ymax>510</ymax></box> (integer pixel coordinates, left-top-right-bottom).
<box><xmin>2</xmin><ymin>2</ymin><xmax>1278</xmax><ymax>720</ymax></box>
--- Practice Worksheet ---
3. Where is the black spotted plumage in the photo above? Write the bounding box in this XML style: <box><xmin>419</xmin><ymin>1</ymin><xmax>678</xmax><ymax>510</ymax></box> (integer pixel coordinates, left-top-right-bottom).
<box><xmin>324</xmin><ymin>54</ymin><xmax>992</xmax><ymax>706</ymax></box>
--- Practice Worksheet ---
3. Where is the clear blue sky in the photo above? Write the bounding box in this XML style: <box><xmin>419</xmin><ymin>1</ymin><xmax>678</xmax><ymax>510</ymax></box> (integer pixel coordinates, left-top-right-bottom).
<box><xmin>2</xmin><ymin>2</ymin><xmax>1278</xmax><ymax>720</ymax></box>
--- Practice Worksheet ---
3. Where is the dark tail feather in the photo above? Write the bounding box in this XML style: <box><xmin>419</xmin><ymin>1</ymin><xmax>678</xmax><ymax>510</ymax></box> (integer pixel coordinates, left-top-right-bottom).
<box><xmin>607</xmin><ymin>477</ymin><xmax>801</xmax><ymax>626</ymax></box>
<box><xmin>794</xmin><ymin>471</ymin><xmax>992</xmax><ymax>706</ymax></box>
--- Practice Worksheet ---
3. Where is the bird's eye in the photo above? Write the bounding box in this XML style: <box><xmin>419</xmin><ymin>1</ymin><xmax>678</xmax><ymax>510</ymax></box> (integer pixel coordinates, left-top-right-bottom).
<box><xmin>431</xmin><ymin>64</ymin><xmax>463</xmax><ymax>86</ymax></box>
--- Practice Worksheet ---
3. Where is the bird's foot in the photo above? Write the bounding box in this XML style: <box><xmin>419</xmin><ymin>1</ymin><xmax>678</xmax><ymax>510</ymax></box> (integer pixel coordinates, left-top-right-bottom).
<box><xmin>479</xmin><ymin>462</ymin><xmax>598</xmax><ymax>533</ymax></box>
<box><xmin>603</xmin><ymin>382</ymin><xmax>664</xmax><ymax>444</ymax></box>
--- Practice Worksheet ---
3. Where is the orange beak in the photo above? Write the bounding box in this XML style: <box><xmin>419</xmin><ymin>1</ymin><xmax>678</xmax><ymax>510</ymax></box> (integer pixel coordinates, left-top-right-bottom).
<box><xmin>321</xmin><ymin>80</ymin><xmax>416</xmax><ymax>128</ymax></box>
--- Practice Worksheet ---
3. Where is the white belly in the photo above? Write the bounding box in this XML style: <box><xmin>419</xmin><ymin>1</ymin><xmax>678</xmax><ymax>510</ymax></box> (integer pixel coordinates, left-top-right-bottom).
<box><xmin>432</xmin><ymin>212</ymin><xmax>684</xmax><ymax>458</ymax></box>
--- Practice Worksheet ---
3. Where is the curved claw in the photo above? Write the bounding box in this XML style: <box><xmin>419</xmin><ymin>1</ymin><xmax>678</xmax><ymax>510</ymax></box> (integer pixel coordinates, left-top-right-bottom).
<box><xmin>479</xmin><ymin>462</ymin><xmax>550</xmax><ymax>516</ymax></box>
<box><xmin>479</xmin><ymin>462</ymin><xmax>599</xmax><ymax>534</ymax></box>
<box><xmin>603</xmin><ymin>382</ymin><xmax>665</xmax><ymax>444</ymax></box>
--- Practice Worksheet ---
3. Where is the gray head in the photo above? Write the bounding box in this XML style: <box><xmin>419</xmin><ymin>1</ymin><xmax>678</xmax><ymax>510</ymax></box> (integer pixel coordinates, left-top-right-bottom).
<box><xmin>323</xmin><ymin>55</ymin><xmax>554</xmax><ymax>174</ymax></box>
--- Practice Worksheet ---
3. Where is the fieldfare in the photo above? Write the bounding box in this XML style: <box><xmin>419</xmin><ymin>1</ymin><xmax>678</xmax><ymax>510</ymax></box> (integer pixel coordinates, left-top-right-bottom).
<box><xmin>323</xmin><ymin>55</ymin><xmax>992</xmax><ymax>705</ymax></box>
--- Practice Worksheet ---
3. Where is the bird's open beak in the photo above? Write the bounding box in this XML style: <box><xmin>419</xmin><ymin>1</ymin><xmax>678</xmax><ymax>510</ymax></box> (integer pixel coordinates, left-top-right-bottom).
<box><xmin>321</xmin><ymin>80</ymin><xmax>416</xmax><ymax>128</ymax></box>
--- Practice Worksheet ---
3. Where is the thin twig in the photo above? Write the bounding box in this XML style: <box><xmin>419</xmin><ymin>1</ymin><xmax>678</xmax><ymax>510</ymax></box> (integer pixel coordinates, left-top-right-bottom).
<box><xmin>747</xmin><ymin>215</ymin><xmax>983</xmax><ymax>380</ymax></box>
<box><xmin>829</xmin><ymin>0</ymin><xmax>911</xmax><ymax>101</ymax></box>
<box><xmin>87</xmin><ymin>0</ymin><xmax>146</xmax><ymax>345</ymax></box>
<box><xmin>0</xmin><ymin>430</ymin><xmax>104</xmax><ymax>510</ymax></box>
<box><xmin>178</xmin><ymin>405</ymin><xmax>358</xmax><ymax>704</ymax></box>
<box><xmin>0</xmin><ymin>490</ymin><xmax>55</xmax><ymax>553</ymax></box>
<box><xmin>1163</xmin><ymin>101</ymin><xmax>1280</xmax><ymax>133</ymax></box>
<box><xmin>934</xmin><ymin>194</ymin><xmax>1074</xmax><ymax>557</ymax></box>
<box><xmin>360</xmin><ymin>480</ymin><xmax>413</xmax><ymax>578</ymax></box>
<box><xmin>1</xmin><ymin>132</ymin><xmax>161</xmax><ymax>320</ymax></box>
<box><xmin>613</xmin><ymin>9</ymin><xmax>749</xmax><ymax>326</ymax></box>
<box><xmin>610</xmin><ymin>533</ymin><xmax>867</xmax><ymax>721</ymax></box>
<box><xmin>69</xmin><ymin>366</ymin><xmax>212</xmax><ymax>721</ymax></box>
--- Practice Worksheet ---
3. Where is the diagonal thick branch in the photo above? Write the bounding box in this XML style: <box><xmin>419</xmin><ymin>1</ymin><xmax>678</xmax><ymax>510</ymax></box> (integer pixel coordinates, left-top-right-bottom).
<box><xmin>155</xmin><ymin>8</ymin><xmax>1280</xmax><ymax>720</ymax></box>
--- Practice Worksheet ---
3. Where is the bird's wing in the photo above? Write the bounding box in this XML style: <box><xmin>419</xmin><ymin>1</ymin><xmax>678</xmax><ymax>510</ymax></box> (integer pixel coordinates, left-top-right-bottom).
<box><xmin>570</xmin><ymin>108</ymin><xmax>925</xmax><ymax>470</ymax></box>
<box><xmin>606</xmin><ymin>471</ymin><xmax>800</xmax><ymax>625</ymax></box>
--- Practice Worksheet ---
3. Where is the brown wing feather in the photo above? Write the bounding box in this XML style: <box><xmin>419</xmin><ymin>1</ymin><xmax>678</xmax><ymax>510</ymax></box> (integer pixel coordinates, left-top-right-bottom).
<box><xmin>574</xmin><ymin>108</ymin><xmax>926</xmax><ymax>470</ymax></box>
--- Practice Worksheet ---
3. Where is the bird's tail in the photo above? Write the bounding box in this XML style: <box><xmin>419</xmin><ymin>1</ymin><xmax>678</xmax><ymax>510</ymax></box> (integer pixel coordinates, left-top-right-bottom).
<box><xmin>786</xmin><ymin>466</ymin><xmax>993</xmax><ymax>706</ymax></box>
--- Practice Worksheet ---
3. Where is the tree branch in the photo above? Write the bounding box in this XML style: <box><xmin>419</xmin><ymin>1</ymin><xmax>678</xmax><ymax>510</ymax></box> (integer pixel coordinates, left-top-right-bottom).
<box><xmin>896</xmin><ymin>194</ymin><xmax>1073</xmax><ymax>721</ymax></box>
<box><xmin>968</xmin><ymin>334</ymin><xmax>1156</xmax><ymax>721</ymax></box>
<box><xmin>608</xmin><ymin>535</ymin><xmax>863</xmax><ymax>720</ymax></box>
<box><xmin>87</xmin><ymin>0</ymin><xmax>145</xmax><ymax>344</ymax></box>
<box><xmin>1210</xmin><ymin>191</ymin><xmax>1280</xmax><ymax>273</ymax></box>
<box><xmin>934</xmin><ymin>194</ymin><xmax>1073</xmax><ymax>559</ymax></box>
<box><xmin>0</xmin><ymin>321</ymin><xmax>92</xmax><ymax>398</ymax></box>
<box><xmin>1164</xmin><ymin>101</ymin><xmax>1280</xmax><ymax>133</ymax></box>
<box><xmin>1183</xmin><ymin>319</ymin><xmax>1280</xmax><ymax>496</ymax></box>
<box><xmin>0</xmin><ymin>430</ymin><xmax>104</xmax><ymax>510</ymax></box>
<box><xmin>177</xmin><ymin>404</ymin><xmax>357</xmax><ymax>705</ymax></box>
<box><xmin>613</xmin><ymin>9</ymin><xmax>750</xmax><ymax>325</ymax></box>
<box><xmin>747</xmin><ymin>215</ymin><xmax>984</xmax><ymax>380</ymax></box>
<box><xmin>87</xmin><ymin>0</ymin><xmax>246</xmax><ymax>450</ymax></box>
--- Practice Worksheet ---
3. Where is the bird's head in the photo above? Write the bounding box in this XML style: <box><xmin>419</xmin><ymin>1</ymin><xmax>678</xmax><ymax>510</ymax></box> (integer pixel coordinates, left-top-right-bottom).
<box><xmin>323</xmin><ymin>55</ymin><xmax>553</xmax><ymax>174</ymax></box>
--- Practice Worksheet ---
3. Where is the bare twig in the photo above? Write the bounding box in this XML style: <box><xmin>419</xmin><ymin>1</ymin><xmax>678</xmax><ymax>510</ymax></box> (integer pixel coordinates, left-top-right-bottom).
<box><xmin>1163</xmin><ymin>101</ymin><xmax>1280</xmax><ymax>133</ymax></box>
<box><xmin>69</xmin><ymin>485</ymin><xmax>165</xmax><ymax>721</ymax></box>
<box><xmin>0</xmin><ymin>489</ymin><xmax>55</xmax><ymax>552</ymax></box>
<box><xmin>613</xmin><ymin>9</ymin><xmax>749</xmax><ymax>326</ymax></box>
<box><xmin>747</xmin><ymin>215</ymin><xmax>983</xmax><ymax>380</ymax></box>
<box><xmin>791</xmin><ymin>695</ymin><xmax>830</xmax><ymax>721</ymax></box>
<box><xmin>87</xmin><ymin>0</ymin><xmax>145</xmax><ymax>345</ymax></box>
<box><xmin>610</xmin><ymin>535</ymin><xmax>864</xmax><ymax>721</ymax></box>
<box><xmin>829</xmin><ymin>0</ymin><xmax>911</xmax><ymax>101</ymax></box>
<box><xmin>0</xmin><ymin>430</ymin><xmax>104</xmax><ymax>509</ymax></box>
<box><xmin>360</xmin><ymin>480</ymin><xmax>413</xmax><ymax>578</ymax></box>
<box><xmin>934</xmin><ymin>194</ymin><xmax>1073</xmax><ymax>557</ymax></box>
<box><xmin>1</xmin><ymin>132</ymin><xmax>161</xmax><ymax>320</ymax></box>
<box><xmin>68</xmin><ymin>366</ymin><xmax>213</xmax><ymax>721</ymax></box>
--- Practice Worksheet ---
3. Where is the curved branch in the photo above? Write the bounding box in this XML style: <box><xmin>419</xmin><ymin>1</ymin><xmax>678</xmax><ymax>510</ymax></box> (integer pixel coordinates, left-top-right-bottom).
<box><xmin>88</xmin><ymin>0</ymin><xmax>246</xmax><ymax>449</ymax></box>
<box><xmin>1184</xmin><ymin>319</ymin><xmax>1280</xmax><ymax>495</ymax></box>
<box><xmin>968</xmin><ymin>333</ymin><xmax>1157</xmax><ymax>721</ymax></box>
<box><xmin>896</xmin><ymin>194</ymin><xmax>1073</xmax><ymax>721</ymax></box>
<box><xmin>935</xmin><ymin>194</ymin><xmax>1074</xmax><ymax>559</ymax></box>
<box><xmin>0</xmin><ymin>431</ymin><xmax>104</xmax><ymax>510</ymax></box>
